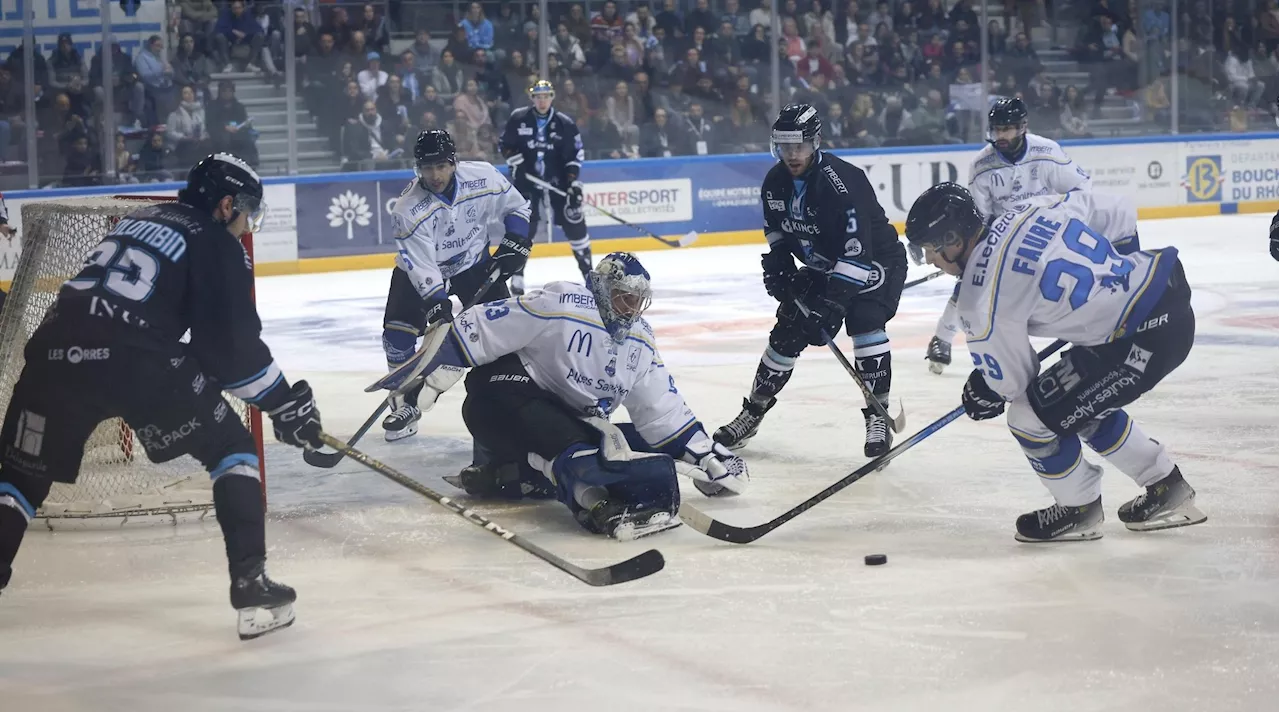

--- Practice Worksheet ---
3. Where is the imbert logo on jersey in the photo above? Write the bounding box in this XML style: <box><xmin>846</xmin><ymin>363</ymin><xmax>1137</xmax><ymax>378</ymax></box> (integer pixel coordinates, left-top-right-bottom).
<box><xmin>1181</xmin><ymin>155</ymin><xmax>1224</xmax><ymax>203</ymax></box>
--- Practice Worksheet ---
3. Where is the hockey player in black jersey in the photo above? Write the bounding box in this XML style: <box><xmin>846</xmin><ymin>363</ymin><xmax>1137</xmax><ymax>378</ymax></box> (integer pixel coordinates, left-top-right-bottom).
<box><xmin>715</xmin><ymin>104</ymin><xmax>907</xmax><ymax>457</ymax></box>
<box><xmin>0</xmin><ymin>154</ymin><xmax>324</xmax><ymax>640</ymax></box>
<box><xmin>500</xmin><ymin>79</ymin><xmax>591</xmax><ymax>293</ymax></box>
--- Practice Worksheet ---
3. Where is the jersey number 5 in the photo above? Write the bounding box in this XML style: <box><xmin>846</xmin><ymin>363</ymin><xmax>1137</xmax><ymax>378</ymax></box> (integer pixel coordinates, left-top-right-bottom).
<box><xmin>65</xmin><ymin>239</ymin><xmax>160</xmax><ymax>302</ymax></box>
<box><xmin>1039</xmin><ymin>218</ymin><xmax>1135</xmax><ymax>310</ymax></box>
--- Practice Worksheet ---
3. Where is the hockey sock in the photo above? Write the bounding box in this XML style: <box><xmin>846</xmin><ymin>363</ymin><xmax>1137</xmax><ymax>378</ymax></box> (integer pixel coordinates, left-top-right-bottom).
<box><xmin>853</xmin><ymin>331</ymin><xmax>891</xmax><ymax>405</ymax></box>
<box><xmin>1080</xmin><ymin>409</ymin><xmax>1175</xmax><ymax>488</ymax></box>
<box><xmin>212</xmin><ymin>468</ymin><xmax>267</xmax><ymax>580</ymax></box>
<box><xmin>751</xmin><ymin>346</ymin><xmax>796</xmax><ymax>400</ymax></box>
<box><xmin>934</xmin><ymin>299</ymin><xmax>961</xmax><ymax>343</ymax></box>
<box><xmin>570</xmin><ymin>243</ymin><xmax>593</xmax><ymax>276</ymax></box>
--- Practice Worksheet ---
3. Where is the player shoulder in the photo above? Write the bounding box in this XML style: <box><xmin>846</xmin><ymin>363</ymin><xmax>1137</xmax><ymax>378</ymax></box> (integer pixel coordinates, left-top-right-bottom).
<box><xmin>1024</xmin><ymin>132</ymin><xmax>1068</xmax><ymax>158</ymax></box>
<box><xmin>553</xmin><ymin>109</ymin><xmax>579</xmax><ymax>127</ymax></box>
<box><xmin>816</xmin><ymin>153</ymin><xmax>863</xmax><ymax>195</ymax></box>
<box><xmin>520</xmin><ymin>281</ymin><xmax>596</xmax><ymax>313</ymax></box>
<box><xmin>507</xmin><ymin>105</ymin><xmax>533</xmax><ymax>123</ymax></box>
<box><xmin>455</xmin><ymin>161</ymin><xmax>506</xmax><ymax>189</ymax></box>
<box><xmin>970</xmin><ymin>143</ymin><xmax>1002</xmax><ymax>172</ymax></box>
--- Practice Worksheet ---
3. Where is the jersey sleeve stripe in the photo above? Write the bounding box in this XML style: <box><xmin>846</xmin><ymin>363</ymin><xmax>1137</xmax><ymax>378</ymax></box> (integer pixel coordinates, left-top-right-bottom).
<box><xmin>226</xmin><ymin>361</ymin><xmax>284</xmax><ymax>403</ymax></box>
<box><xmin>649</xmin><ymin>416</ymin><xmax>699</xmax><ymax>448</ymax></box>
<box><xmin>832</xmin><ymin>259</ymin><xmax>870</xmax><ymax>285</ymax></box>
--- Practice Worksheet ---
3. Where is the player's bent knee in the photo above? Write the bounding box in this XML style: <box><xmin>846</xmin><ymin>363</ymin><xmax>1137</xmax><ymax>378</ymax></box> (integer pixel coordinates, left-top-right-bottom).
<box><xmin>382</xmin><ymin>327</ymin><xmax>419</xmax><ymax>366</ymax></box>
<box><xmin>209</xmin><ymin>452</ymin><xmax>262</xmax><ymax>482</ymax></box>
<box><xmin>553</xmin><ymin>445</ymin><xmax>679</xmax><ymax>516</ymax></box>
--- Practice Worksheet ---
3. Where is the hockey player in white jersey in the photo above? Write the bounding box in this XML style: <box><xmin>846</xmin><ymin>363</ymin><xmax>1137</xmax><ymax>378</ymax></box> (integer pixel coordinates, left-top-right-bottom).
<box><xmin>922</xmin><ymin>98</ymin><xmax>1138</xmax><ymax>375</ymax></box>
<box><xmin>394</xmin><ymin>252</ymin><xmax>748</xmax><ymax>539</ymax></box>
<box><xmin>905</xmin><ymin>183</ymin><xmax>1205</xmax><ymax>542</ymax></box>
<box><xmin>379</xmin><ymin>129</ymin><xmax>532</xmax><ymax>441</ymax></box>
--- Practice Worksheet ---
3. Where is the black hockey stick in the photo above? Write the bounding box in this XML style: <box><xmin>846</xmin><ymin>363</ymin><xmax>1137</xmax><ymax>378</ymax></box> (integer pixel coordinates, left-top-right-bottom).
<box><xmin>318</xmin><ymin>433</ymin><xmax>665</xmax><ymax>586</ymax></box>
<box><xmin>904</xmin><ymin>269</ymin><xmax>945</xmax><ymax>290</ymax></box>
<box><xmin>793</xmin><ymin>297</ymin><xmax>906</xmax><ymax>433</ymax></box>
<box><xmin>305</xmin><ymin>270</ymin><xmax>502</xmax><ymax>469</ymax></box>
<box><xmin>679</xmin><ymin>341</ymin><xmax>1068</xmax><ymax>544</ymax></box>
<box><xmin>524</xmin><ymin>174</ymin><xmax>697</xmax><ymax>248</ymax></box>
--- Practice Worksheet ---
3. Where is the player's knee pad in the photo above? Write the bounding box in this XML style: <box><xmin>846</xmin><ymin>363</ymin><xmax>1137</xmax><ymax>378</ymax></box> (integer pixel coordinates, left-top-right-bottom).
<box><xmin>1010</xmin><ymin>429</ymin><xmax>1084</xmax><ymax>480</ymax></box>
<box><xmin>1078</xmin><ymin>409</ymin><xmax>1132</xmax><ymax>455</ymax></box>
<box><xmin>382</xmin><ymin>326</ymin><xmax>419</xmax><ymax>366</ymax></box>
<box><xmin>767</xmin><ymin>317</ymin><xmax>808</xmax><ymax>358</ymax></box>
<box><xmin>0</xmin><ymin>466</ymin><xmax>52</xmax><ymax>522</ymax></box>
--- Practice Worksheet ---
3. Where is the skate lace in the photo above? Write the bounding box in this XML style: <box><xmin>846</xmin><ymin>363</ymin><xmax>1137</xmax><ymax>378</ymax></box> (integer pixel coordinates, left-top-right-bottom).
<box><xmin>1036</xmin><ymin>503</ymin><xmax>1071</xmax><ymax>527</ymax></box>
<box><xmin>928</xmin><ymin>339</ymin><xmax>948</xmax><ymax>359</ymax></box>
<box><xmin>865</xmin><ymin>412</ymin><xmax>888</xmax><ymax>443</ymax></box>
<box><xmin>391</xmin><ymin>403</ymin><xmax>419</xmax><ymax>419</ymax></box>
<box><xmin>724</xmin><ymin>409</ymin><xmax>760</xmax><ymax>439</ymax></box>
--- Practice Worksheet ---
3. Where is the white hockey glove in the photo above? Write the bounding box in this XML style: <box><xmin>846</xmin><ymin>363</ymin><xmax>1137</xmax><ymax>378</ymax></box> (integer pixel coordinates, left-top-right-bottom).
<box><xmin>679</xmin><ymin>436</ymin><xmax>748</xmax><ymax>497</ymax></box>
<box><xmin>417</xmin><ymin>363</ymin><xmax>465</xmax><ymax>413</ymax></box>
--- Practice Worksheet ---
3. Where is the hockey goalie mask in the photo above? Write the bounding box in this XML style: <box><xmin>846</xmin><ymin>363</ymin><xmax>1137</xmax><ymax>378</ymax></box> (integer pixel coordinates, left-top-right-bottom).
<box><xmin>589</xmin><ymin>252</ymin><xmax>653</xmax><ymax>344</ymax></box>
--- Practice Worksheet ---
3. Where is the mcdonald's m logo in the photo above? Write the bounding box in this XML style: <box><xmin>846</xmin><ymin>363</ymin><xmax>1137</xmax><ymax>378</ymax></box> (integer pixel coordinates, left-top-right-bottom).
<box><xmin>567</xmin><ymin>329</ymin><xmax>593</xmax><ymax>357</ymax></box>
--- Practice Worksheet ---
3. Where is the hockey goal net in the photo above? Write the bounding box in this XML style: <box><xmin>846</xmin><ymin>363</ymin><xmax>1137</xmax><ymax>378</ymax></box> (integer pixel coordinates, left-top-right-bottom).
<box><xmin>0</xmin><ymin>195</ymin><xmax>265</xmax><ymax>520</ymax></box>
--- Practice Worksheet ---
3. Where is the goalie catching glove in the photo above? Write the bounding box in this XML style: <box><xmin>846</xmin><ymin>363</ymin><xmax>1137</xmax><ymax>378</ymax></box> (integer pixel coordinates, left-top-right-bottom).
<box><xmin>266</xmin><ymin>380</ymin><xmax>324</xmax><ymax>449</ymax></box>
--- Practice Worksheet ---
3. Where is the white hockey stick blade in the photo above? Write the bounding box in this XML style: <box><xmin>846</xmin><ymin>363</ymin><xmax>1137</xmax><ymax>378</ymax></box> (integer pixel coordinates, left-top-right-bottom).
<box><xmin>677</xmin><ymin>231</ymin><xmax>698</xmax><ymax>247</ymax></box>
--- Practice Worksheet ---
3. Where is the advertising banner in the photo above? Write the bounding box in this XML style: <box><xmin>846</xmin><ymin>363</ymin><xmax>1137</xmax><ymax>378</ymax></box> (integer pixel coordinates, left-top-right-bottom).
<box><xmin>0</xmin><ymin>0</ymin><xmax>167</xmax><ymax>62</ymax></box>
<box><xmin>1179</xmin><ymin>139</ymin><xmax>1279</xmax><ymax>205</ymax></box>
<box><xmin>1071</xmin><ymin>143</ymin><xmax>1182</xmax><ymax>208</ymax></box>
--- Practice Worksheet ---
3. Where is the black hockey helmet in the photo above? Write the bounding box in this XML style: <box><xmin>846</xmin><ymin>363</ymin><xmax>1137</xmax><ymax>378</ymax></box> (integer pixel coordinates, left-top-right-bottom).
<box><xmin>987</xmin><ymin>97</ymin><xmax>1028</xmax><ymax>154</ymax></box>
<box><xmin>770</xmin><ymin>103</ymin><xmax>822</xmax><ymax>161</ymax></box>
<box><xmin>904</xmin><ymin>182</ymin><xmax>985</xmax><ymax>257</ymax></box>
<box><xmin>179</xmin><ymin>152</ymin><xmax>266</xmax><ymax>232</ymax></box>
<box><xmin>414</xmin><ymin>129</ymin><xmax>456</xmax><ymax>166</ymax></box>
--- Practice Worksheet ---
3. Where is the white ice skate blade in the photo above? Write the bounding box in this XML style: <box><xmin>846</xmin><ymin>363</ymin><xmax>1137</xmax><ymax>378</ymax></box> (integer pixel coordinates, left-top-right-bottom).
<box><xmin>237</xmin><ymin>603</ymin><xmax>296</xmax><ymax>641</ymax></box>
<box><xmin>384</xmin><ymin>421</ymin><xmax>419</xmax><ymax>442</ymax></box>
<box><xmin>441</xmin><ymin>474</ymin><xmax>464</xmax><ymax>490</ymax></box>
<box><xmin>1124</xmin><ymin>502</ymin><xmax>1208</xmax><ymax>532</ymax></box>
<box><xmin>612</xmin><ymin>513</ymin><xmax>682</xmax><ymax>542</ymax></box>
<box><xmin>1015</xmin><ymin>528</ymin><xmax>1104</xmax><ymax>543</ymax></box>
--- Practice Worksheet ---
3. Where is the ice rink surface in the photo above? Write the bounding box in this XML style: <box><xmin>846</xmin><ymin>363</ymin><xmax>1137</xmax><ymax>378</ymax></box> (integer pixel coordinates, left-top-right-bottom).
<box><xmin>1</xmin><ymin>213</ymin><xmax>1276</xmax><ymax>712</ymax></box>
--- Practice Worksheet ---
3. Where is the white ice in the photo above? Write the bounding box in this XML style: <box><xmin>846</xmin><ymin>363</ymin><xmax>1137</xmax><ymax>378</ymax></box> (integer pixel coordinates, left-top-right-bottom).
<box><xmin>1</xmin><ymin>214</ymin><xmax>1276</xmax><ymax>712</ymax></box>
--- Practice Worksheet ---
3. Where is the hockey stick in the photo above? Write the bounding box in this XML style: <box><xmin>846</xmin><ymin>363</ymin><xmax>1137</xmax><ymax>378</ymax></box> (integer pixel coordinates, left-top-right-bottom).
<box><xmin>679</xmin><ymin>341</ymin><xmax>1068</xmax><ymax>544</ymax></box>
<box><xmin>793</xmin><ymin>298</ymin><xmax>906</xmax><ymax>433</ymax></box>
<box><xmin>903</xmin><ymin>269</ymin><xmax>945</xmax><ymax>290</ymax></box>
<box><xmin>303</xmin><ymin>270</ymin><xmax>502</xmax><ymax>469</ymax></box>
<box><xmin>524</xmin><ymin>174</ymin><xmax>697</xmax><ymax>248</ymax></box>
<box><xmin>318</xmin><ymin>433</ymin><xmax>665</xmax><ymax>586</ymax></box>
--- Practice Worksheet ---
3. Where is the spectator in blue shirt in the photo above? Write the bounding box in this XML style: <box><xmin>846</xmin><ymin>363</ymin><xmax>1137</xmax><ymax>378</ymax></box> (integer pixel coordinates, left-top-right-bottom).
<box><xmin>134</xmin><ymin>35</ymin><xmax>176</xmax><ymax>125</ymax></box>
<box><xmin>214</xmin><ymin>0</ymin><xmax>265</xmax><ymax>73</ymax></box>
<box><xmin>460</xmin><ymin>2</ymin><xmax>495</xmax><ymax>56</ymax></box>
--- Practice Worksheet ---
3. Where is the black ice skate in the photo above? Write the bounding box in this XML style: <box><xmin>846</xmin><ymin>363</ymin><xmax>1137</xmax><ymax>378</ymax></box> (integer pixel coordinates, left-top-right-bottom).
<box><xmin>1118</xmin><ymin>467</ymin><xmax>1207</xmax><ymax>532</ymax></box>
<box><xmin>862</xmin><ymin>407</ymin><xmax>892</xmax><ymax>458</ymax></box>
<box><xmin>1015</xmin><ymin>496</ymin><xmax>1105</xmax><ymax>543</ymax></box>
<box><xmin>231</xmin><ymin>562</ymin><xmax>296</xmax><ymax>641</ymax></box>
<box><xmin>382</xmin><ymin>399</ymin><xmax>421</xmax><ymax>442</ymax></box>
<box><xmin>714</xmin><ymin>397</ymin><xmax>776</xmax><ymax>450</ymax></box>
<box><xmin>926</xmin><ymin>336</ymin><xmax>952</xmax><ymax>375</ymax></box>
<box><xmin>581</xmin><ymin>499</ymin><xmax>681</xmax><ymax>541</ymax></box>
<box><xmin>442</xmin><ymin>462</ymin><xmax>556</xmax><ymax>500</ymax></box>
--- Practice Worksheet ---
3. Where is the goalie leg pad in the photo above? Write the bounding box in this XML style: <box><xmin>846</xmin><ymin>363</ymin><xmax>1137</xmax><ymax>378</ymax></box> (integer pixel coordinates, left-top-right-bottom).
<box><xmin>551</xmin><ymin>444</ymin><xmax>680</xmax><ymax>526</ymax></box>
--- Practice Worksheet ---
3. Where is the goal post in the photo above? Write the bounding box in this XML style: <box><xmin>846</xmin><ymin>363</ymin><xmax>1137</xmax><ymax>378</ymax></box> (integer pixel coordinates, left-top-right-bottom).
<box><xmin>0</xmin><ymin>194</ymin><xmax>266</xmax><ymax>520</ymax></box>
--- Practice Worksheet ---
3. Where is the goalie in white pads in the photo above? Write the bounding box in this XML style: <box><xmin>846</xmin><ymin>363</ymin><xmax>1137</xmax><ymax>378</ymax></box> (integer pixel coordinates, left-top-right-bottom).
<box><xmin>398</xmin><ymin>252</ymin><xmax>747</xmax><ymax>539</ymax></box>
<box><xmin>380</xmin><ymin>129</ymin><xmax>532</xmax><ymax>441</ymax></box>
<box><xmin>905</xmin><ymin>183</ymin><xmax>1205</xmax><ymax>542</ymax></box>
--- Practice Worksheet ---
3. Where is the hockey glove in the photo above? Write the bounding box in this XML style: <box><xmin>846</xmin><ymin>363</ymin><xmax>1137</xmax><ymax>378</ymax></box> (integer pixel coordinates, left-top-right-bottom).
<box><xmin>961</xmin><ymin>369</ymin><xmax>1006</xmax><ymax>421</ymax></box>
<box><xmin>504</xmin><ymin>153</ymin><xmax>524</xmax><ymax>183</ymax></box>
<box><xmin>1270</xmin><ymin>212</ymin><xmax>1277</xmax><ymax>261</ymax></box>
<box><xmin>493</xmin><ymin>233</ymin><xmax>531</xmax><ymax>280</ymax></box>
<box><xmin>788</xmin><ymin>267</ymin><xmax>823</xmax><ymax>301</ymax></box>
<box><xmin>423</xmin><ymin>293</ymin><xmax>452</xmax><ymax>327</ymax></box>
<box><xmin>566</xmin><ymin>180</ymin><xmax>585</xmax><ymax>208</ymax></box>
<box><xmin>267</xmin><ymin>380</ymin><xmax>324</xmax><ymax>450</ymax></box>
<box><xmin>761</xmin><ymin>249</ymin><xmax>798</xmax><ymax>303</ymax></box>
<box><xmin>800</xmin><ymin>294</ymin><xmax>846</xmax><ymax>346</ymax></box>
<box><xmin>680</xmin><ymin>437</ymin><xmax>749</xmax><ymax>497</ymax></box>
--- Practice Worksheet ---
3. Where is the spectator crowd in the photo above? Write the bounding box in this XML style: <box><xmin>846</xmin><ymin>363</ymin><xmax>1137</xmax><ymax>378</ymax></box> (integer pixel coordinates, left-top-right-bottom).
<box><xmin>0</xmin><ymin>0</ymin><xmax>1274</xmax><ymax>185</ymax></box>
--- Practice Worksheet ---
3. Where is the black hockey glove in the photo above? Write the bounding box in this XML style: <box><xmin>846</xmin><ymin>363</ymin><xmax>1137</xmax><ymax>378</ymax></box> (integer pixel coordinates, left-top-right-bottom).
<box><xmin>788</xmin><ymin>267</ymin><xmax>823</xmax><ymax>301</ymax></box>
<box><xmin>423</xmin><ymin>293</ymin><xmax>452</xmax><ymax>327</ymax></box>
<box><xmin>1270</xmin><ymin>212</ymin><xmax>1277</xmax><ymax>261</ymax></box>
<box><xmin>761</xmin><ymin>249</ymin><xmax>797</xmax><ymax>303</ymax></box>
<box><xmin>493</xmin><ymin>233</ymin><xmax>531</xmax><ymax>280</ymax></box>
<box><xmin>567</xmin><ymin>180</ymin><xmax>585</xmax><ymax>208</ymax></box>
<box><xmin>267</xmin><ymin>380</ymin><xmax>324</xmax><ymax>450</ymax></box>
<box><xmin>800</xmin><ymin>294</ymin><xmax>846</xmax><ymax>346</ymax></box>
<box><xmin>961</xmin><ymin>369</ymin><xmax>1006</xmax><ymax>421</ymax></box>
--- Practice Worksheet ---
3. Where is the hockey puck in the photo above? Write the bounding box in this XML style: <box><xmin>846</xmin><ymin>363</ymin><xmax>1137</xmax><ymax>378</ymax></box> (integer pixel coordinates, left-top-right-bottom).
<box><xmin>864</xmin><ymin>554</ymin><xmax>888</xmax><ymax>566</ymax></box>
